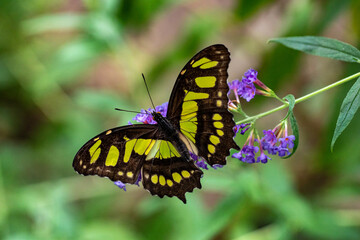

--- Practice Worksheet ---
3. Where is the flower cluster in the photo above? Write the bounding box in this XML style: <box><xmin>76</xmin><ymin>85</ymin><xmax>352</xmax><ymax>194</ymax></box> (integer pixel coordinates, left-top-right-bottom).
<box><xmin>227</xmin><ymin>68</ymin><xmax>296</xmax><ymax>164</ymax></box>
<box><xmin>232</xmin><ymin>122</ymin><xmax>295</xmax><ymax>164</ymax></box>
<box><xmin>228</xmin><ymin>68</ymin><xmax>273</xmax><ymax>109</ymax></box>
<box><xmin>261</xmin><ymin>130</ymin><xmax>295</xmax><ymax>157</ymax></box>
<box><xmin>234</xmin><ymin>123</ymin><xmax>251</xmax><ymax>135</ymax></box>
<box><xmin>232</xmin><ymin>130</ymin><xmax>260</xmax><ymax>163</ymax></box>
<box><xmin>131</xmin><ymin>102</ymin><xmax>168</xmax><ymax>124</ymax></box>
<box><xmin>228</xmin><ymin>68</ymin><xmax>258</xmax><ymax>102</ymax></box>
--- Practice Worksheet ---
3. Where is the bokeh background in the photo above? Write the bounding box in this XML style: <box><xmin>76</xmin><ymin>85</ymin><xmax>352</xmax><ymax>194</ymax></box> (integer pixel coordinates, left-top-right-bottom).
<box><xmin>1</xmin><ymin>0</ymin><xmax>360</xmax><ymax>239</ymax></box>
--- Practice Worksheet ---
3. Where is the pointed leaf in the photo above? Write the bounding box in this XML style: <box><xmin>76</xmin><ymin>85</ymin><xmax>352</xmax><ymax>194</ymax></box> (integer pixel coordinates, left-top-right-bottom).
<box><xmin>283</xmin><ymin>94</ymin><xmax>299</xmax><ymax>158</ymax></box>
<box><xmin>331</xmin><ymin>77</ymin><xmax>360</xmax><ymax>151</ymax></box>
<box><xmin>283</xmin><ymin>94</ymin><xmax>295</xmax><ymax>119</ymax></box>
<box><xmin>269</xmin><ymin>36</ymin><xmax>360</xmax><ymax>63</ymax></box>
<box><xmin>286</xmin><ymin>111</ymin><xmax>299</xmax><ymax>158</ymax></box>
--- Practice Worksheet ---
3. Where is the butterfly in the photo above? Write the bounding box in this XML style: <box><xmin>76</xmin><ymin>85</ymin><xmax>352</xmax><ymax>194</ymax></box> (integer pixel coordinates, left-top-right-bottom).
<box><xmin>73</xmin><ymin>44</ymin><xmax>239</xmax><ymax>203</ymax></box>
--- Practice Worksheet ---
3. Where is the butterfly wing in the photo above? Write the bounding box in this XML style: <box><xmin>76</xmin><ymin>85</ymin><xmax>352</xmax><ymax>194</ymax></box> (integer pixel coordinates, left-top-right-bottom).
<box><xmin>166</xmin><ymin>44</ymin><xmax>239</xmax><ymax>166</ymax></box>
<box><xmin>142</xmin><ymin>139</ymin><xmax>203</xmax><ymax>203</ymax></box>
<box><xmin>73</xmin><ymin>124</ymin><xmax>159</xmax><ymax>183</ymax></box>
<box><xmin>73</xmin><ymin>124</ymin><xmax>203</xmax><ymax>202</ymax></box>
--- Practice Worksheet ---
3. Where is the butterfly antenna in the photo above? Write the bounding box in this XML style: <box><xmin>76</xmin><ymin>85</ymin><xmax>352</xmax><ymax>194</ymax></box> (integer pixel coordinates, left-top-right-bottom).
<box><xmin>142</xmin><ymin>73</ymin><xmax>156</xmax><ymax>110</ymax></box>
<box><xmin>114</xmin><ymin>108</ymin><xmax>142</xmax><ymax>114</ymax></box>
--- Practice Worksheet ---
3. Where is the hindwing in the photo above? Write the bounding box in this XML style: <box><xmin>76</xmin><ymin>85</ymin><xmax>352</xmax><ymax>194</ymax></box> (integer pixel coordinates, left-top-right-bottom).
<box><xmin>73</xmin><ymin>125</ymin><xmax>203</xmax><ymax>203</ymax></box>
<box><xmin>142</xmin><ymin>140</ymin><xmax>202</xmax><ymax>203</ymax></box>
<box><xmin>167</xmin><ymin>44</ymin><xmax>239</xmax><ymax>166</ymax></box>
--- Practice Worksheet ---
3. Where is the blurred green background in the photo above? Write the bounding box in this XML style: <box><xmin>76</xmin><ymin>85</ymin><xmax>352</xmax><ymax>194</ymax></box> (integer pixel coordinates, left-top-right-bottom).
<box><xmin>1</xmin><ymin>0</ymin><xmax>360</xmax><ymax>239</ymax></box>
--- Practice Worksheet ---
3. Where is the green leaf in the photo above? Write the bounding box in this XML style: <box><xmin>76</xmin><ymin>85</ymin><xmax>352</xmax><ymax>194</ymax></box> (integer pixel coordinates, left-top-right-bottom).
<box><xmin>283</xmin><ymin>94</ymin><xmax>295</xmax><ymax>119</ymax></box>
<box><xmin>283</xmin><ymin>94</ymin><xmax>299</xmax><ymax>158</ymax></box>
<box><xmin>269</xmin><ymin>36</ymin><xmax>360</xmax><ymax>63</ymax></box>
<box><xmin>331</xmin><ymin>77</ymin><xmax>360</xmax><ymax>151</ymax></box>
<box><xmin>287</xmin><ymin>111</ymin><xmax>299</xmax><ymax>158</ymax></box>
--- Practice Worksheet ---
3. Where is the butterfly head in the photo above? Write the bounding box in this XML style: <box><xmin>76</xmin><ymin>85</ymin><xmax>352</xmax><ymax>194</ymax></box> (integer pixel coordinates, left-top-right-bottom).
<box><xmin>151</xmin><ymin>111</ymin><xmax>163</xmax><ymax>124</ymax></box>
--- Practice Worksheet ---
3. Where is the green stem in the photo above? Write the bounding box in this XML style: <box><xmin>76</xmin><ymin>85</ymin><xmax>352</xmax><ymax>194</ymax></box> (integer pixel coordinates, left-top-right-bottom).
<box><xmin>236</xmin><ymin>72</ymin><xmax>360</xmax><ymax>124</ymax></box>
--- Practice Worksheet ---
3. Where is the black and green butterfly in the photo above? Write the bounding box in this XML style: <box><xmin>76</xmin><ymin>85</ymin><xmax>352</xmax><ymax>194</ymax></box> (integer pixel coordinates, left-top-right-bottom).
<box><xmin>73</xmin><ymin>44</ymin><xmax>239</xmax><ymax>203</ymax></box>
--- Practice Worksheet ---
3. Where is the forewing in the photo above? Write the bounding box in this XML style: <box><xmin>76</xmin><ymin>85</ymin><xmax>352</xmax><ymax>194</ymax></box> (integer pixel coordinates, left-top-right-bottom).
<box><xmin>73</xmin><ymin>124</ymin><xmax>159</xmax><ymax>183</ymax></box>
<box><xmin>142</xmin><ymin>140</ymin><xmax>203</xmax><ymax>203</ymax></box>
<box><xmin>166</xmin><ymin>44</ymin><xmax>239</xmax><ymax>166</ymax></box>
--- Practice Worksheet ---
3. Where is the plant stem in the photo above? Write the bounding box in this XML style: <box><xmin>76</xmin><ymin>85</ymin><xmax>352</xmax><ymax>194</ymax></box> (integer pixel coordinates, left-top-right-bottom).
<box><xmin>236</xmin><ymin>72</ymin><xmax>360</xmax><ymax>124</ymax></box>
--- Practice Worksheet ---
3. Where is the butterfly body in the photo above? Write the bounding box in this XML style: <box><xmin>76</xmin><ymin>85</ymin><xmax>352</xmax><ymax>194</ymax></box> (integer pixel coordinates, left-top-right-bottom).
<box><xmin>152</xmin><ymin>111</ymin><xmax>192</xmax><ymax>161</ymax></box>
<box><xmin>73</xmin><ymin>44</ymin><xmax>239</xmax><ymax>203</ymax></box>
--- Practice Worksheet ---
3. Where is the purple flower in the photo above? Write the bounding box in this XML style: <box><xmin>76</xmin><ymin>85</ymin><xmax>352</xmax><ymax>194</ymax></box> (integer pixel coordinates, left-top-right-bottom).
<box><xmin>260</xmin><ymin>130</ymin><xmax>280</xmax><ymax>155</ymax></box>
<box><xmin>233</xmin><ymin>125</ymin><xmax>241</xmax><ymax>134</ymax></box>
<box><xmin>232</xmin><ymin>151</ymin><xmax>242</xmax><ymax>159</ymax></box>
<box><xmin>190</xmin><ymin>152</ymin><xmax>198</xmax><ymax>160</ymax></box>
<box><xmin>277</xmin><ymin>147</ymin><xmax>290</xmax><ymax>157</ymax></box>
<box><xmin>212</xmin><ymin>164</ymin><xmax>224</xmax><ymax>169</ymax></box>
<box><xmin>132</xmin><ymin>109</ymin><xmax>154</xmax><ymax>124</ymax></box>
<box><xmin>133</xmin><ymin>102</ymin><xmax>169</xmax><ymax>124</ymax></box>
<box><xmin>261</xmin><ymin>130</ymin><xmax>277</xmax><ymax>146</ymax></box>
<box><xmin>240</xmin><ymin>126</ymin><xmax>251</xmax><ymax>135</ymax></box>
<box><xmin>228</xmin><ymin>79</ymin><xmax>242</xmax><ymax>92</ymax></box>
<box><xmin>257</xmin><ymin>153</ymin><xmax>271</xmax><ymax>163</ymax></box>
<box><xmin>228</xmin><ymin>79</ymin><xmax>242</xmax><ymax>103</ymax></box>
<box><xmin>279</xmin><ymin>135</ymin><xmax>295</xmax><ymax>149</ymax></box>
<box><xmin>227</xmin><ymin>69</ymin><xmax>259</xmax><ymax>104</ymax></box>
<box><xmin>238</xmin><ymin>81</ymin><xmax>256</xmax><ymax>102</ymax></box>
<box><xmin>242</xmin><ymin>155</ymin><xmax>256</xmax><ymax>163</ymax></box>
<box><xmin>242</xmin><ymin>145</ymin><xmax>259</xmax><ymax>155</ymax></box>
<box><xmin>114</xmin><ymin>181</ymin><xmax>126</xmax><ymax>191</ymax></box>
<box><xmin>243</xmin><ymin>68</ymin><xmax>258</xmax><ymax>84</ymax></box>
<box><xmin>232</xmin><ymin>120</ymin><xmax>296</xmax><ymax>163</ymax></box>
<box><xmin>196</xmin><ymin>159</ymin><xmax>208</xmax><ymax>170</ymax></box>
<box><xmin>232</xmin><ymin>145</ymin><xmax>259</xmax><ymax>163</ymax></box>
<box><xmin>190</xmin><ymin>152</ymin><xmax>209</xmax><ymax>170</ymax></box>
<box><xmin>261</xmin><ymin>141</ymin><xmax>271</xmax><ymax>151</ymax></box>
<box><xmin>260</xmin><ymin>128</ymin><xmax>294</xmax><ymax>157</ymax></box>
<box><xmin>135</xmin><ymin>172</ymin><xmax>142</xmax><ymax>186</ymax></box>
<box><xmin>233</xmin><ymin>123</ymin><xmax>251</xmax><ymax>135</ymax></box>
<box><xmin>190</xmin><ymin>152</ymin><xmax>224</xmax><ymax>170</ymax></box>
<box><xmin>267</xmin><ymin>145</ymin><xmax>279</xmax><ymax>155</ymax></box>
<box><xmin>155</xmin><ymin>102</ymin><xmax>168</xmax><ymax>117</ymax></box>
